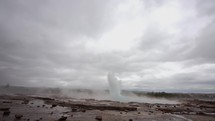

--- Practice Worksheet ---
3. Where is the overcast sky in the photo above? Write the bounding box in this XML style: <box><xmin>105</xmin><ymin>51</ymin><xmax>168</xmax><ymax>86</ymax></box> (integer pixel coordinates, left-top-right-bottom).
<box><xmin>0</xmin><ymin>0</ymin><xmax>215</xmax><ymax>93</ymax></box>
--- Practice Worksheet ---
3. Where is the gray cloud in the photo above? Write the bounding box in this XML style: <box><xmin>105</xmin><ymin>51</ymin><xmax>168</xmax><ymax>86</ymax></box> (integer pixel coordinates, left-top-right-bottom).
<box><xmin>188</xmin><ymin>20</ymin><xmax>215</xmax><ymax>62</ymax></box>
<box><xmin>0</xmin><ymin>0</ymin><xmax>215</xmax><ymax>92</ymax></box>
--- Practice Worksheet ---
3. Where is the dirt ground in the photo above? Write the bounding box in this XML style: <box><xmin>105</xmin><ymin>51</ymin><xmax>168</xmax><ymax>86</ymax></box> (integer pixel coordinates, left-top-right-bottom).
<box><xmin>0</xmin><ymin>95</ymin><xmax>214</xmax><ymax>121</ymax></box>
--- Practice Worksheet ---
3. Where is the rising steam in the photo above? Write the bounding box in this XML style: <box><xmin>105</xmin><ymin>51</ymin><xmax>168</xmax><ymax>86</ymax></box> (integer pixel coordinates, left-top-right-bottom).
<box><xmin>107</xmin><ymin>72</ymin><xmax>124</xmax><ymax>101</ymax></box>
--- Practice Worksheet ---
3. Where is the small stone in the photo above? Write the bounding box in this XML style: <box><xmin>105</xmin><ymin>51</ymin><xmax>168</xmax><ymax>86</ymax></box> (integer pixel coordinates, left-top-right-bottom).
<box><xmin>129</xmin><ymin>119</ymin><xmax>133</xmax><ymax>121</ymax></box>
<box><xmin>0</xmin><ymin>108</ymin><xmax>10</xmax><ymax>111</ymax></box>
<box><xmin>3</xmin><ymin>111</ymin><xmax>10</xmax><ymax>116</ymax></box>
<box><xmin>52</xmin><ymin>104</ymin><xmax>57</xmax><ymax>107</ymax></box>
<box><xmin>63</xmin><ymin>111</ymin><xmax>69</xmax><ymax>114</ymax></box>
<box><xmin>22</xmin><ymin>100</ymin><xmax>29</xmax><ymax>104</ymax></box>
<box><xmin>58</xmin><ymin>116</ymin><xmax>67</xmax><ymax>121</ymax></box>
<box><xmin>197</xmin><ymin>111</ymin><xmax>204</xmax><ymax>115</ymax></box>
<box><xmin>95</xmin><ymin>116</ymin><xmax>102</xmax><ymax>121</ymax></box>
<box><xmin>71</xmin><ymin>108</ymin><xmax>77</xmax><ymax>112</ymax></box>
<box><xmin>15</xmin><ymin>114</ymin><xmax>23</xmax><ymax>119</ymax></box>
<box><xmin>3</xmin><ymin>101</ymin><xmax>12</xmax><ymax>103</ymax></box>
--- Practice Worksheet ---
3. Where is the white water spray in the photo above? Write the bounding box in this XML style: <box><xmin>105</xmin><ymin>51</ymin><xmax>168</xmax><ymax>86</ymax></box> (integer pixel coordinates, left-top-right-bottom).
<box><xmin>107</xmin><ymin>72</ymin><xmax>124</xmax><ymax>101</ymax></box>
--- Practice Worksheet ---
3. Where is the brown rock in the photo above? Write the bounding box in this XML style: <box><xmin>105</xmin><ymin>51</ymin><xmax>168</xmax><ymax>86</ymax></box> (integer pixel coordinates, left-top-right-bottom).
<box><xmin>15</xmin><ymin>114</ymin><xmax>23</xmax><ymax>119</ymax></box>
<box><xmin>3</xmin><ymin>101</ymin><xmax>12</xmax><ymax>103</ymax></box>
<box><xmin>3</xmin><ymin>111</ymin><xmax>10</xmax><ymax>116</ymax></box>
<box><xmin>52</xmin><ymin>104</ymin><xmax>57</xmax><ymax>107</ymax></box>
<box><xmin>71</xmin><ymin>108</ymin><xmax>77</xmax><ymax>112</ymax></box>
<box><xmin>0</xmin><ymin>108</ymin><xmax>10</xmax><ymax>111</ymax></box>
<box><xmin>22</xmin><ymin>100</ymin><xmax>29</xmax><ymax>104</ymax></box>
<box><xmin>197</xmin><ymin>111</ymin><xmax>205</xmax><ymax>115</ymax></box>
<box><xmin>58</xmin><ymin>116</ymin><xmax>67</xmax><ymax>121</ymax></box>
<box><xmin>95</xmin><ymin>116</ymin><xmax>102</xmax><ymax>121</ymax></box>
<box><xmin>34</xmin><ymin>97</ymin><xmax>55</xmax><ymax>101</ymax></box>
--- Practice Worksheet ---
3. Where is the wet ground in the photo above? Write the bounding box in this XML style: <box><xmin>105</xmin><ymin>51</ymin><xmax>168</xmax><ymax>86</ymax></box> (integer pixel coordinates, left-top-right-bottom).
<box><xmin>0</xmin><ymin>95</ymin><xmax>214</xmax><ymax>121</ymax></box>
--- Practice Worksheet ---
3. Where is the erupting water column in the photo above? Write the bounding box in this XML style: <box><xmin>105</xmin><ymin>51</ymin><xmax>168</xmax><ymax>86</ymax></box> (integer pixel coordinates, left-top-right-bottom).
<box><xmin>107</xmin><ymin>72</ymin><xmax>123</xmax><ymax>101</ymax></box>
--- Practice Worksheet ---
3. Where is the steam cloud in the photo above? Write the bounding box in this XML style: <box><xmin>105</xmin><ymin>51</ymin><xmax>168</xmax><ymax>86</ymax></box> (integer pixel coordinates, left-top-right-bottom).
<box><xmin>107</xmin><ymin>72</ymin><xmax>124</xmax><ymax>101</ymax></box>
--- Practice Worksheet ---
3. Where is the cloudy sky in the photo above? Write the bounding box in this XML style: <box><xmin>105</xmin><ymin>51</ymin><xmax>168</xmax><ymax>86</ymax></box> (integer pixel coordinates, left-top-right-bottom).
<box><xmin>0</xmin><ymin>0</ymin><xmax>215</xmax><ymax>93</ymax></box>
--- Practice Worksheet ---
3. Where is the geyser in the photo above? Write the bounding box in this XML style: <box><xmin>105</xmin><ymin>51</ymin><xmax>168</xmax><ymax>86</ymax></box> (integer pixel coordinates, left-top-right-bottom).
<box><xmin>107</xmin><ymin>72</ymin><xmax>123</xmax><ymax>101</ymax></box>
<box><xmin>107</xmin><ymin>72</ymin><xmax>178</xmax><ymax>104</ymax></box>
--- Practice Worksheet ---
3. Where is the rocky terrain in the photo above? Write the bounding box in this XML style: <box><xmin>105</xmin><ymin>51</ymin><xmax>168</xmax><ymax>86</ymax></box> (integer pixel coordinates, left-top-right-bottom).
<box><xmin>0</xmin><ymin>94</ymin><xmax>214</xmax><ymax>121</ymax></box>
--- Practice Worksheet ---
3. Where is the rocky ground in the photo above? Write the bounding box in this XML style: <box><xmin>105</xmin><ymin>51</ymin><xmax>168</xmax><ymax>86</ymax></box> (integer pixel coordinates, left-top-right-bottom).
<box><xmin>0</xmin><ymin>95</ymin><xmax>214</xmax><ymax>121</ymax></box>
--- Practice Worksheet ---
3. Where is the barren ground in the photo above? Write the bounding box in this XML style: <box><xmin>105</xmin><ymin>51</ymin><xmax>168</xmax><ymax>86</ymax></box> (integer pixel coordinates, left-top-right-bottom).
<box><xmin>0</xmin><ymin>94</ymin><xmax>214</xmax><ymax>121</ymax></box>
